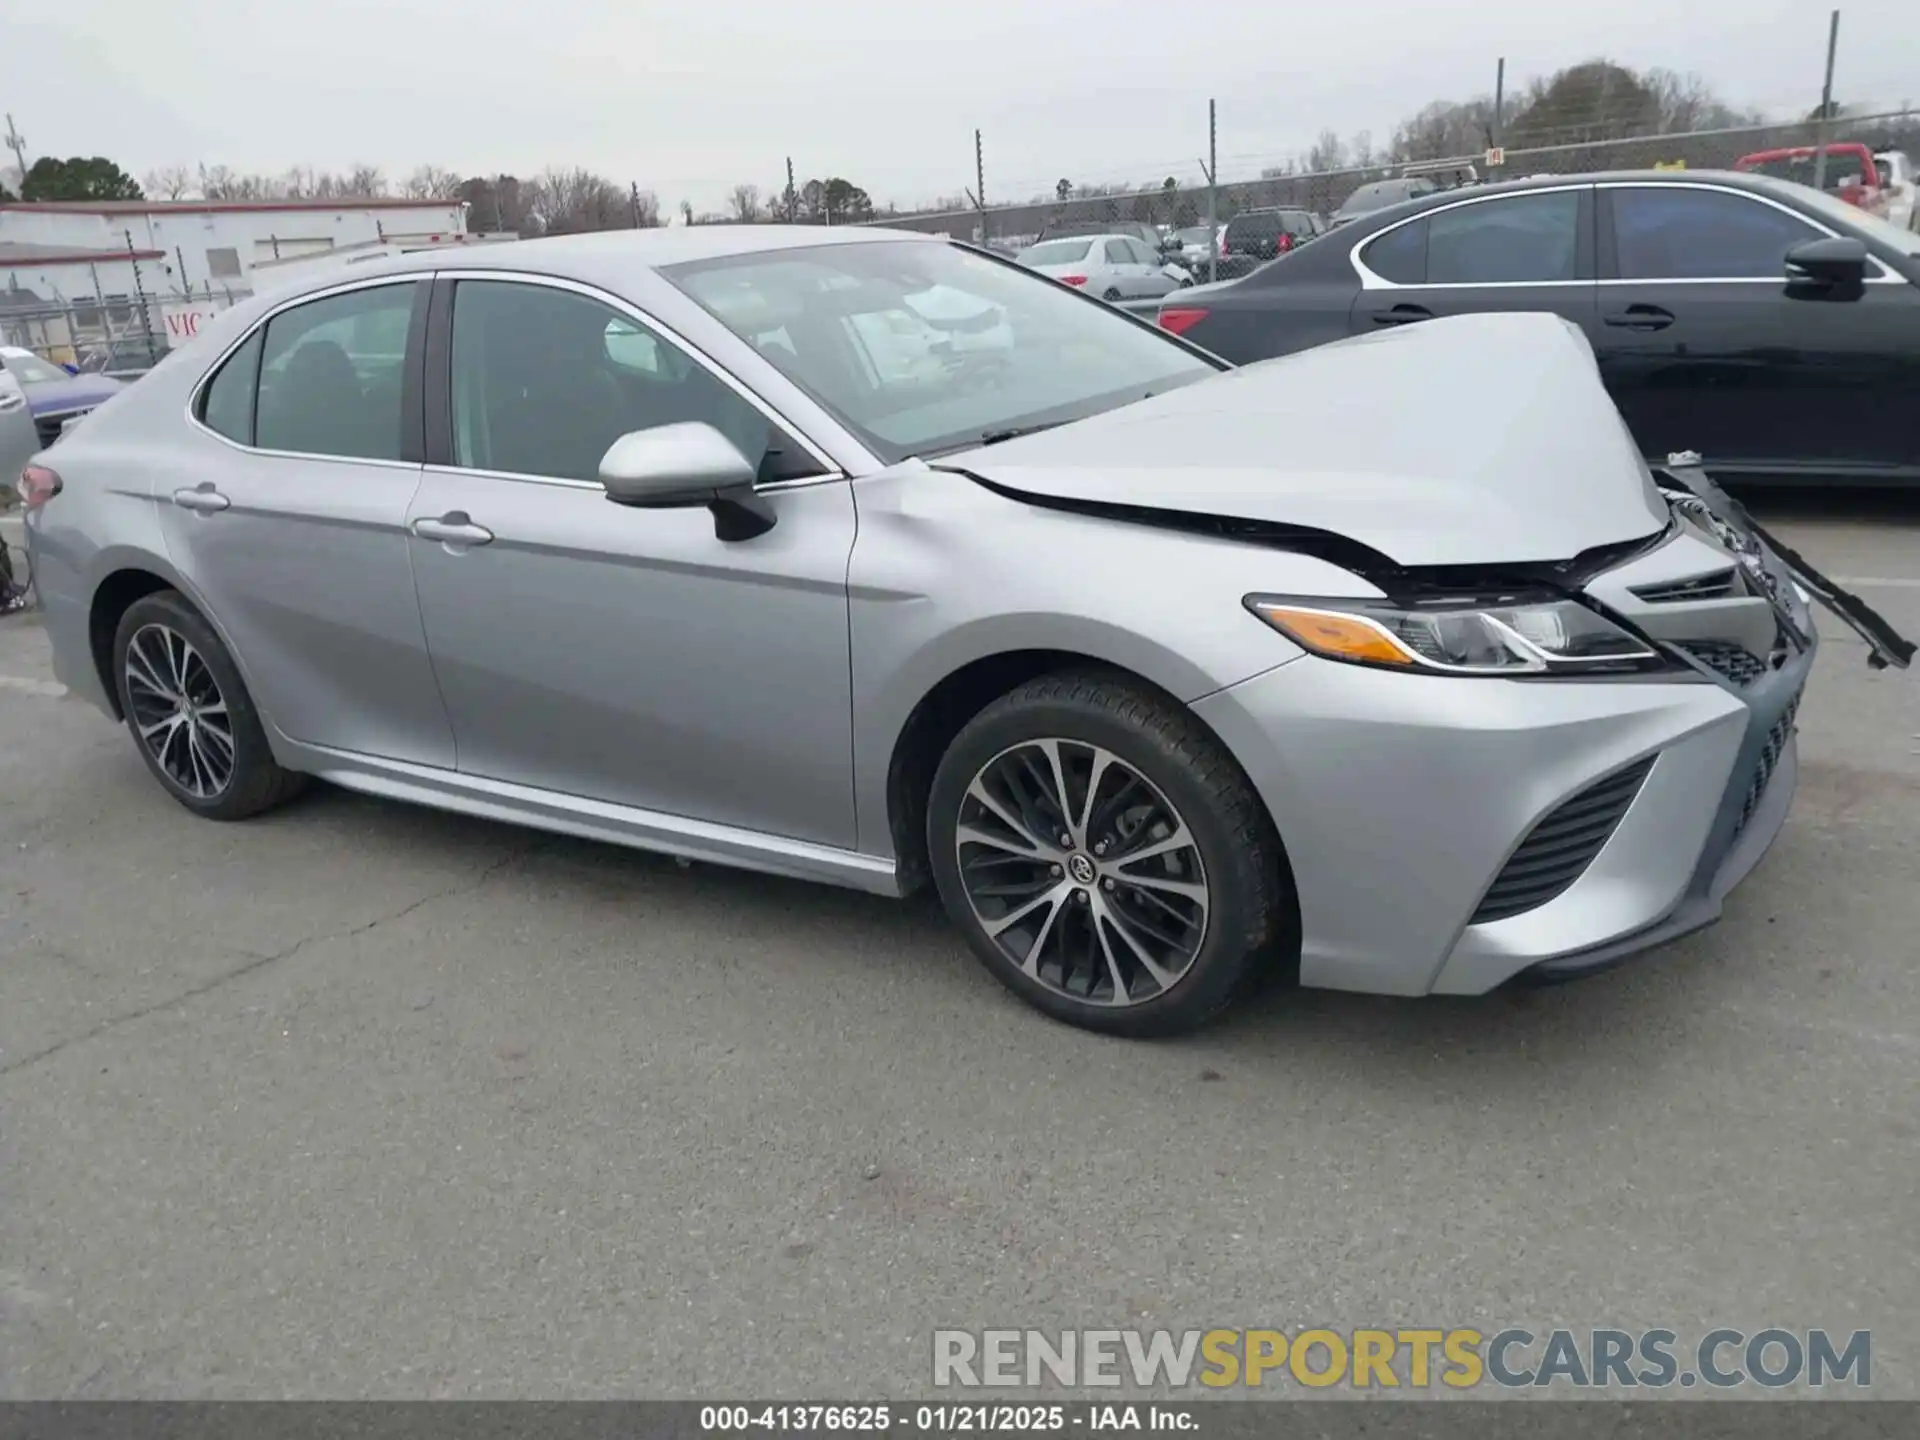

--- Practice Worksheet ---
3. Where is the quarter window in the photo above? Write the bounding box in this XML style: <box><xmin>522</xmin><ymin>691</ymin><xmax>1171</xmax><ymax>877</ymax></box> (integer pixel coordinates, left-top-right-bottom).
<box><xmin>255</xmin><ymin>282</ymin><xmax>418</xmax><ymax>461</ymax></box>
<box><xmin>199</xmin><ymin>328</ymin><xmax>262</xmax><ymax>444</ymax></box>
<box><xmin>1362</xmin><ymin>219</ymin><xmax>1427</xmax><ymax>284</ymax></box>
<box><xmin>447</xmin><ymin>280</ymin><xmax>821</xmax><ymax>486</ymax></box>
<box><xmin>1610</xmin><ymin>187</ymin><xmax>1821</xmax><ymax>280</ymax></box>
<box><xmin>1426</xmin><ymin>191</ymin><xmax>1581</xmax><ymax>285</ymax></box>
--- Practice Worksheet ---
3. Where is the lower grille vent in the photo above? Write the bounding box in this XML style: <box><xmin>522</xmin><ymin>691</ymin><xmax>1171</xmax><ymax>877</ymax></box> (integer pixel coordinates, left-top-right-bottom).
<box><xmin>1471</xmin><ymin>758</ymin><xmax>1657</xmax><ymax>924</ymax></box>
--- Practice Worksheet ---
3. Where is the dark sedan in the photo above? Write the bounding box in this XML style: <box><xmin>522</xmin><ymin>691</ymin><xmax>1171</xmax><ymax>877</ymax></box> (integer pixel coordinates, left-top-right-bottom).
<box><xmin>1155</xmin><ymin>171</ymin><xmax>1920</xmax><ymax>487</ymax></box>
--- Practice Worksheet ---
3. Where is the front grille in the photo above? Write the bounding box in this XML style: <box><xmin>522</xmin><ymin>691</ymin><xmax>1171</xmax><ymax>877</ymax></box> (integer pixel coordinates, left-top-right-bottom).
<box><xmin>1736</xmin><ymin>696</ymin><xmax>1801</xmax><ymax>837</ymax></box>
<box><xmin>1471</xmin><ymin>758</ymin><xmax>1657</xmax><ymax>924</ymax></box>
<box><xmin>1680</xmin><ymin>640</ymin><xmax>1768</xmax><ymax>687</ymax></box>
<box><xmin>1632</xmin><ymin>569</ymin><xmax>1741</xmax><ymax>603</ymax></box>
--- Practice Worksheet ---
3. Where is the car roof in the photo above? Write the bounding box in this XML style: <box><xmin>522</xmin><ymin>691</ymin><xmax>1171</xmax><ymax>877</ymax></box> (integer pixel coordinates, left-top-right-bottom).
<box><xmin>1339</xmin><ymin>167</ymin><xmax>1824</xmax><ymax>225</ymax></box>
<box><xmin>302</xmin><ymin>224</ymin><xmax>939</xmax><ymax>289</ymax></box>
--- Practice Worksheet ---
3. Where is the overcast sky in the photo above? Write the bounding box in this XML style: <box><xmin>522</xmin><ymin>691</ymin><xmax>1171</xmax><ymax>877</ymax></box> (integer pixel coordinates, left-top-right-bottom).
<box><xmin>6</xmin><ymin>0</ymin><xmax>1916</xmax><ymax>213</ymax></box>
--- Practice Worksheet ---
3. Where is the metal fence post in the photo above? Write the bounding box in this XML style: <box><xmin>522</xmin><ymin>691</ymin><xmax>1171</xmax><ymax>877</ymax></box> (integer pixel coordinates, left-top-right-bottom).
<box><xmin>125</xmin><ymin>229</ymin><xmax>159</xmax><ymax>365</ymax></box>
<box><xmin>1813</xmin><ymin>9</ymin><xmax>1840</xmax><ymax>191</ymax></box>
<box><xmin>1207</xmin><ymin>99</ymin><xmax>1218</xmax><ymax>284</ymax></box>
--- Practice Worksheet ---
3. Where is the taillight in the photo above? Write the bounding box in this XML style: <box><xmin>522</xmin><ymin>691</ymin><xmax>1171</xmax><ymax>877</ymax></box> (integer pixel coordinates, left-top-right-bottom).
<box><xmin>1218</xmin><ymin>240</ymin><xmax>1231</xmax><ymax>255</ymax></box>
<box><xmin>1059</xmin><ymin>274</ymin><xmax>1089</xmax><ymax>287</ymax></box>
<box><xmin>18</xmin><ymin>464</ymin><xmax>62</xmax><ymax>510</ymax></box>
<box><xmin>1158</xmin><ymin>307</ymin><xmax>1210</xmax><ymax>336</ymax></box>
<box><xmin>1278</xmin><ymin>233</ymin><xmax>1294</xmax><ymax>252</ymax></box>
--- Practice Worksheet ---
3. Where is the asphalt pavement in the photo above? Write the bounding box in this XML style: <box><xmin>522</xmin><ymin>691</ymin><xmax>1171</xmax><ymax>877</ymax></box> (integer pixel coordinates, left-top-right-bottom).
<box><xmin>1</xmin><ymin>496</ymin><xmax>1916</xmax><ymax>1399</ymax></box>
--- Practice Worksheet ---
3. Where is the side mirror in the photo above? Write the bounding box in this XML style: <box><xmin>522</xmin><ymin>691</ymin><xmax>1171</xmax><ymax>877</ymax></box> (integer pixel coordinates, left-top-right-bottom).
<box><xmin>1785</xmin><ymin>236</ymin><xmax>1869</xmax><ymax>286</ymax></box>
<box><xmin>598</xmin><ymin>422</ymin><xmax>775</xmax><ymax>542</ymax></box>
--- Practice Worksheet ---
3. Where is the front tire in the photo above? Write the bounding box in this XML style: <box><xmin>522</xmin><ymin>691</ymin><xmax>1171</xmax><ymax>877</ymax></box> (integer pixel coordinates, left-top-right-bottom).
<box><xmin>927</xmin><ymin>670</ymin><xmax>1291</xmax><ymax>1037</ymax></box>
<box><xmin>112</xmin><ymin>590</ymin><xmax>306</xmax><ymax>821</ymax></box>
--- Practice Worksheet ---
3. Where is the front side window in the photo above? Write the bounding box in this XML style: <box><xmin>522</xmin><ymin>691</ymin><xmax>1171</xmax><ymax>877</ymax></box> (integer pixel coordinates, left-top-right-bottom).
<box><xmin>1611</xmin><ymin>187</ymin><xmax>1822</xmax><ymax>280</ymax></box>
<box><xmin>665</xmin><ymin>240</ymin><xmax>1220</xmax><ymax>464</ymax></box>
<box><xmin>447</xmin><ymin>280</ymin><xmax>820</xmax><ymax>486</ymax></box>
<box><xmin>1426</xmin><ymin>191</ymin><xmax>1581</xmax><ymax>285</ymax></box>
<box><xmin>255</xmin><ymin>282</ymin><xmax>418</xmax><ymax>460</ymax></box>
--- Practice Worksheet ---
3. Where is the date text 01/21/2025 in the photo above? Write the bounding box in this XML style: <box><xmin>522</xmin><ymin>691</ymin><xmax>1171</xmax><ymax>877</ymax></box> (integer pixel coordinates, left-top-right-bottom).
<box><xmin>700</xmin><ymin>1403</ymin><xmax>1195</xmax><ymax>1432</ymax></box>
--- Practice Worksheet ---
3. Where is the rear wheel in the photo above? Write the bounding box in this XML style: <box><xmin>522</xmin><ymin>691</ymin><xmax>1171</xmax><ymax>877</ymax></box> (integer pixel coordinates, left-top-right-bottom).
<box><xmin>927</xmin><ymin>671</ymin><xmax>1290</xmax><ymax>1037</ymax></box>
<box><xmin>112</xmin><ymin>591</ymin><xmax>306</xmax><ymax>821</ymax></box>
<box><xmin>1101</xmin><ymin>286</ymin><xmax>1122</xmax><ymax>302</ymax></box>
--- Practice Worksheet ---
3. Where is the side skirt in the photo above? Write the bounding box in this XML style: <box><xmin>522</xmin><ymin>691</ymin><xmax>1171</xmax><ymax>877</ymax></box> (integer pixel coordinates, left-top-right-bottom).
<box><xmin>272</xmin><ymin>738</ymin><xmax>905</xmax><ymax>898</ymax></box>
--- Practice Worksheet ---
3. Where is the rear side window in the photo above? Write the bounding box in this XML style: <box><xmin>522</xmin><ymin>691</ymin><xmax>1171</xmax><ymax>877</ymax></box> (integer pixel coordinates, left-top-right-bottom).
<box><xmin>1426</xmin><ymin>191</ymin><xmax>1580</xmax><ymax>285</ymax></box>
<box><xmin>199</xmin><ymin>329</ymin><xmax>262</xmax><ymax>444</ymax></box>
<box><xmin>1610</xmin><ymin>187</ymin><xmax>1821</xmax><ymax>280</ymax></box>
<box><xmin>254</xmin><ymin>282</ymin><xmax>418</xmax><ymax>461</ymax></box>
<box><xmin>1104</xmin><ymin>240</ymin><xmax>1132</xmax><ymax>265</ymax></box>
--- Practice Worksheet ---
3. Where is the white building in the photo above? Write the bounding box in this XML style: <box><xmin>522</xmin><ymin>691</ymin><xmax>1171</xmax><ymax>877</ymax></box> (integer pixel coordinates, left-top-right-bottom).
<box><xmin>0</xmin><ymin>197</ymin><xmax>468</xmax><ymax>304</ymax></box>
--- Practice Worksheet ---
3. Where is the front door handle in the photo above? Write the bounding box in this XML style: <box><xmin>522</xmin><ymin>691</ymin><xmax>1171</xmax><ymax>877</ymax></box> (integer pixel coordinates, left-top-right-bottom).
<box><xmin>1603</xmin><ymin>303</ymin><xmax>1675</xmax><ymax>331</ymax></box>
<box><xmin>171</xmin><ymin>485</ymin><xmax>231</xmax><ymax>513</ymax></box>
<box><xmin>411</xmin><ymin>513</ymin><xmax>495</xmax><ymax>547</ymax></box>
<box><xmin>1371</xmin><ymin>302</ymin><xmax>1433</xmax><ymax>326</ymax></box>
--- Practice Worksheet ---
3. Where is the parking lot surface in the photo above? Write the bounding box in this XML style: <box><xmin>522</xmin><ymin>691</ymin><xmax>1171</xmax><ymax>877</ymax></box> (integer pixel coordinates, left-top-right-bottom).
<box><xmin>1</xmin><ymin>496</ymin><xmax>1916</xmax><ymax>1398</ymax></box>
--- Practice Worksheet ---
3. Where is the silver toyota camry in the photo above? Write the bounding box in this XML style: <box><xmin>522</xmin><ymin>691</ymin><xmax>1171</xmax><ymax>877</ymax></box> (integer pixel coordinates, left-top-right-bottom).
<box><xmin>17</xmin><ymin>227</ymin><xmax>1912</xmax><ymax>1036</ymax></box>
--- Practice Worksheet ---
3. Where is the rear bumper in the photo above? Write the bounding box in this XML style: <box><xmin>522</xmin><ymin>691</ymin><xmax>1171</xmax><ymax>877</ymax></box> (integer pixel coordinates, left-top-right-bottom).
<box><xmin>1191</xmin><ymin>631</ymin><xmax>1811</xmax><ymax>996</ymax></box>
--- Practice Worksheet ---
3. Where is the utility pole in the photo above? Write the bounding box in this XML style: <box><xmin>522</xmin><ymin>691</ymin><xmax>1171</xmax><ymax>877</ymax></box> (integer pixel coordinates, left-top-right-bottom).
<box><xmin>1493</xmin><ymin>57</ymin><xmax>1506</xmax><ymax>164</ymax></box>
<box><xmin>2</xmin><ymin>113</ymin><xmax>27</xmax><ymax>182</ymax></box>
<box><xmin>630</xmin><ymin>181</ymin><xmax>642</xmax><ymax>228</ymax></box>
<box><xmin>968</xmin><ymin>129</ymin><xmax>987</xmax><ymax>245</ymax></box>
<box><xmin>1202</xmin><ymin>99</ymin><xmax>1219</xmax><ymax>284</ymax></box>
<box><xmin>1813</xmin><ymin>9</ymin><xmax>1840</xmax><ymax>191</ymax></box>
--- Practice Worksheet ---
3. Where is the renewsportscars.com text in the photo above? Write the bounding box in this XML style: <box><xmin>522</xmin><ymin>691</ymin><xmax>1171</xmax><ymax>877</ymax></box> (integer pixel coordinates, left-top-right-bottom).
<box><xmin>932</xmin><ymin>1327</ymin><xmax>1872</xmax><ymax>1391</ymax></box>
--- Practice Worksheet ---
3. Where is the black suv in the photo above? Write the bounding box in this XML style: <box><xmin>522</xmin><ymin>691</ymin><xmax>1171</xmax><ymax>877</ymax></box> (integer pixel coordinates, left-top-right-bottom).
<box><xmin>1216</xmin><ymin>208</ymin><xmax>1318</xmax><ymax>278</ymax></box>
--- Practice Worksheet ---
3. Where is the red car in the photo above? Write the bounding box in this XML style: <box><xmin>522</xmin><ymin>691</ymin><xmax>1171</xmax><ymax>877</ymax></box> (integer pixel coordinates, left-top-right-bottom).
<box><xmin>1733</xmin><ymin>143</ymin><xmax>1888</xmax><ymax>218</ymax></box>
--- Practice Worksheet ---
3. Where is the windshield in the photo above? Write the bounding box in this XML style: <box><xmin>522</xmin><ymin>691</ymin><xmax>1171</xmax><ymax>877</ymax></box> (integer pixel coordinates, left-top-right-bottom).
<box><xmin>0</xmin><ymin>350</ymin><xmax>72</xmax><ymax>386</ymax></box>
<box><xmin>1760</xmin><ymin>177</ymin><xmax>1920</xmax><ymax>259</ymax></box>
<box><xmin>666</xmin><ymin>240</ymin><xmax>1219</xmax><ymax>463</ymax></box>
<box><xmin>1017</xmin><ymin>239</ymin><xmax>1094</xmax><ymax>266</ymax></box>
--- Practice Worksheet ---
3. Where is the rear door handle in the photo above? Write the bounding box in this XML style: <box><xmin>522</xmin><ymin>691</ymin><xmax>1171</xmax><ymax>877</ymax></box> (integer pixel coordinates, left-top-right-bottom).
<box><xmin>1603</xmin><ymin>304</ymin><xmax>1675</xmax><ymax>331</ymax></box>
<box><xmin>1371</xmin><ymin>303</ymin><xmax>1433</xmax><ymax>326</ymax></box>
<box><xmin>171</xmin><ymin>485</ymin><xmax>231</xmax><ymax>513</ymax></box>
<box><xmin>411</xmin><ymin>513</ymin><xmax>495</xmax><ymax>547</ymax></box>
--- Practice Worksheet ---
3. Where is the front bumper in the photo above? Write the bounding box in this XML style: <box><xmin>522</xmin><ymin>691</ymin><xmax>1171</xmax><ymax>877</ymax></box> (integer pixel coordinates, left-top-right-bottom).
<box><xmin>1191</xmin><ymin>632</ymin><xmax>1812</xmax><ymax>996</ymax></box>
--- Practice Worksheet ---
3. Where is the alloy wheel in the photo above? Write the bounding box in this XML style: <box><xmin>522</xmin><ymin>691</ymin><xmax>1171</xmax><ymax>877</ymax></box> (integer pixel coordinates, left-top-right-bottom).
<box><xmin>124</xmin><ymin>623</ymin><xmax>236</xmax><ymax>799</ymax></box>
<box><xmin>954</xmin><ymin>738</ymin><xmax>1210</xmax><ymax>1007</ymax></box>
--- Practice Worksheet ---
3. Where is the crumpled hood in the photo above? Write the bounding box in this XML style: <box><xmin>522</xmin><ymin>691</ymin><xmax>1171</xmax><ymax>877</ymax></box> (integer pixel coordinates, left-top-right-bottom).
<box><xmin>941</xmin><ymin>312</ymin><xmax>1670</xmax><ymax>567</ymax></box>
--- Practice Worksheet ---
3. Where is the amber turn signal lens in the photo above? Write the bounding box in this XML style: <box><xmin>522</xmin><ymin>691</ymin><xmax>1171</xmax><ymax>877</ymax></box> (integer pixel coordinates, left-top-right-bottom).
<box><xmin>1250</xmin><ymin>604</ymin><xmax>1418</xmax><ymax>666</ymax></box>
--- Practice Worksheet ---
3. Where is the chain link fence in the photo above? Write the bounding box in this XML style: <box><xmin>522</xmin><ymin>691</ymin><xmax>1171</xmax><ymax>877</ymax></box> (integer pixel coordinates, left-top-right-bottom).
<box><xmin>871</xmin><ymin>110</ymin><xmax>1920</xmax><ymax>269</ymax></box>
<box><xmin>1</xmin><ymin>276</ymin><xmax>251</xmax><ymax>379</ymax></box>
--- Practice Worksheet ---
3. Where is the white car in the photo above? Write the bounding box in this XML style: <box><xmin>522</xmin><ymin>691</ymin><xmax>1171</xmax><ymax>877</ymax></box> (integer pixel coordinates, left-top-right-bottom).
<box><xmin>1014</xmin><ymin>234</ymin><xmax>1184</xmax><ymax>302</ymax></box>
<box><xmin>1876</xmin><ymin>150</ymin><xmax>1918</xmax><ymax>232</ymax></box>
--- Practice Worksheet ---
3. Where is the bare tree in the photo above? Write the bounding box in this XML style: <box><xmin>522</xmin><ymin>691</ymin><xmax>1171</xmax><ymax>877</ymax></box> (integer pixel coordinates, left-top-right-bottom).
<box><xmin>198</xmin><ymin>163</ymin><xmax>275</xmax><ymax>200</ymax></box>
<box><xmin>525</xmin><ymin>166</ymin><xmax>631</xmax><ymax>233</ymax></box>
<box><xmin>344</xmin><ymin>163</ymin><xmax>388</xmax><ymax>198</ymax></box>
<box><xmin>144</xmin><ymin>165</ymin><xmax>194</xmax><ymax>200</ymax></box>
<box><xmin>679</xmin><ymin>198</ymin><xmax>695</xmax><ymax>226</ymax></box>
<box><xmin>403</xmin><ymin>165</ymin><xmax>460</xmax><ymax>200</ymax></box>
<box><xmin>728</xmin><ymin>182</ymin><xmax>762</xmax><ymax>222</ymax></box>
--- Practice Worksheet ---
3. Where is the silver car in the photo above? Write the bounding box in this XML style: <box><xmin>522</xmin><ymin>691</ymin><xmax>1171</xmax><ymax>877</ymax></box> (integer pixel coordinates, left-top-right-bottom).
<box><xmin>1015</xmin><ymin>234</ymin><xmax>1183</xmax><ymax>302</ymax></box>
<box><xmin>19</xmin><ymin>228</ymin><xmax>1911</xmax><ymax>1036</ymax></box>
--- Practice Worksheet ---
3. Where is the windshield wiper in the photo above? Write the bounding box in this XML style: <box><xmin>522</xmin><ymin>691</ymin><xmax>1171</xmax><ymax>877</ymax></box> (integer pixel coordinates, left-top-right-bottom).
<box><xmin>978</xmin><ymin>421</ymin><xmax>1067</xmax><ymax>446</ymax></box>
